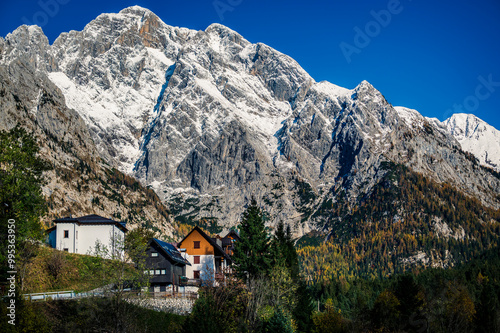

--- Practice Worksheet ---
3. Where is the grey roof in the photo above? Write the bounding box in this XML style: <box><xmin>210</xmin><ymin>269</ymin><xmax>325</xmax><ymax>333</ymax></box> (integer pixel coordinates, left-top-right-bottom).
<box><xmin>152</xmin><ymin>238</ymin><xmax>191</xmax><ymax>266</ymax></box>
<box><xmin>53</xmin><ymin>214</ymin><xmax>127</xmax><ymax>232</ymax></box>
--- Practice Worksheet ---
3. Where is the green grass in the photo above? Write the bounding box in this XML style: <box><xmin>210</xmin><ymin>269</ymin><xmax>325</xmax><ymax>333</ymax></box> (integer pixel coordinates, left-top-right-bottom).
<box><xmin>23</xmin><ymin>246</ymin><xmax>135</xmax><ymax>293</ymax></box>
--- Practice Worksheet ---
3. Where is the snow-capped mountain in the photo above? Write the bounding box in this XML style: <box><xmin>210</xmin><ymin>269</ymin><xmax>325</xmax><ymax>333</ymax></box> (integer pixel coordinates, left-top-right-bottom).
<box><xmin>395</xmin><ymin>107</ymin><xmax>500</xmax><ymax>172</ymax></box>
<box><xmin>1</xmin><ymin>5</ymin><xmax>499</xmax><ymax>238</ymax></box>
<box><xmin>443</xmin><ymin>114</ymin><xmax>500</xmax><ymax>171</ymax></box>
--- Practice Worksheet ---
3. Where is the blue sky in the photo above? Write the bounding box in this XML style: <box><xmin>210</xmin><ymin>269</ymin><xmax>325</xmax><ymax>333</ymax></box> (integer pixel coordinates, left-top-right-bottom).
<box><xmin>1</xmin><ymin>0</ymin><xmax>499</xmax><ymax>129</ymax></box>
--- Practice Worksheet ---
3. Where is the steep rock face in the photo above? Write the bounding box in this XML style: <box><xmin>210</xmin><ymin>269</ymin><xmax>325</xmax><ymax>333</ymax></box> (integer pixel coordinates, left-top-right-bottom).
<box><xmin>0</xmin><ymin>28</ymin><xmax>176</xmax><ymax>238</ymax></box>
<box><xmin>46</xmin><ymin>7</ymin><xmax>195</xmax><ymax>173</ymax></box>
<box><xmin>1</xmin><ymin>6</ymin><xmax>499</xmax><ymax>238</ymax></box>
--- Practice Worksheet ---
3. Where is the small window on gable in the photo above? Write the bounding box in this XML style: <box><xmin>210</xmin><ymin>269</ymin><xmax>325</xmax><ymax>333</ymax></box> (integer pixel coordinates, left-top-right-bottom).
<box><xmin>151</xmin><ymin>252</ymin><xmax>158</xmax><ymax>257</ymax></box>
<box><xmin>193</xmin><ymin>256</ymin><xmax>200</xmax><ymax>264</ymax></box>
<box><xmin>193</xmin><ymin>241</ymin><xmax>200</xmax><ymax>249</ymax></box>
<box><xmin>64</xmin><ymin>230</ymin><xmax>69</xmax><ymax>238</ymax></box>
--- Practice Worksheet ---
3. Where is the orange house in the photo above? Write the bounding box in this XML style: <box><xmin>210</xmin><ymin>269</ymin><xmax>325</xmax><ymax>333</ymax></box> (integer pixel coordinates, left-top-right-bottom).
<box><xmin>177</xmin><ymin>226</ymin><xmax>232</xmax><ymax>283</ymax></box>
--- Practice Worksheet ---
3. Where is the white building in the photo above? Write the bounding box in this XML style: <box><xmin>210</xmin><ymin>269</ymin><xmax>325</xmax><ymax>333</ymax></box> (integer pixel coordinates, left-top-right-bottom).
<box><xmin>47</xmin><ymin>214</ymin><xmax>128</xmax><ymax>257</ymax></box>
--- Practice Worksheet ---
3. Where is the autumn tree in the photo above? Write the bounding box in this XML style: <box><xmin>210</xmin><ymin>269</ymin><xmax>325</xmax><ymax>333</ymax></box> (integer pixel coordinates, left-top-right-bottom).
<box><xmin>371</xmin><ymin>290</ymin><xmax>401</xmax><ymax>332</ymax></box>
<box><xmin>312</xmin><ymin>299</ymin><xmax>350</xmax><ymax>333</ymax></box>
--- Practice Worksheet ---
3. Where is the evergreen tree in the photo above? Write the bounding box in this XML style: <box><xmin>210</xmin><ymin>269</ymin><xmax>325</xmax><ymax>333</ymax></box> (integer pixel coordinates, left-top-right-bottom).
<box><xmin>232</xmin><ymin>198</ymin><xmax>271</xmax><ymax>282</ymax></box>
<box><xmin>0</xmin><ymin>126</ymin><xmax>50</xmax><ymax>282</ymax></box>
<box><xmin>262</xmin><ymin>307</ymin><xmax>295</xmax><ymax>333</ymax></box>
<box><xmin>293</xmin><ymin>280</ymin><xmax>315</xmax><ymax>333</ymax></box>
<box><xmin>272</xmin><ymin>220</ymin><xmax>299</xmax><ymax>280</ymax></box>
<box><xmin>0</xmin><ymin>126</ymin><xmax>49</xmax><ymax>240</ymax></box>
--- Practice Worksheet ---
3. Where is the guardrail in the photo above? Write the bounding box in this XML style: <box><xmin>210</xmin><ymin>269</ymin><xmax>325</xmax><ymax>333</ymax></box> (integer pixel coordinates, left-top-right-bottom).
<box><xmin>24</xmin><ymin>288</ymin><xmax>198</xmax><ymax>302</ymax></box>
<box><xmin>24</xmin><ymin>291</ymin><xmax>76</xmax><ymax>301</ymax></box>
<box><xmin>23</xmin><ymin>290</ymin><xmax>105</xmax><ymax>301</ymax></box>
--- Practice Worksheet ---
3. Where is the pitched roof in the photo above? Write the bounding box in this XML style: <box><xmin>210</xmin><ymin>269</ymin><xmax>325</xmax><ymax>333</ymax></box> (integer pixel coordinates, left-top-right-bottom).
<box><xmin>53</xmin><ymin>214</ymin><xmax>128</xmax><ymax>232</ymax></box>
<box><xmin>151</xmin><ymin>238</ymin><xmax>191</xmax><ymax>266</ymax></box>
<box><xmin>224</xmin><ymin>229</ymin><xmax>241</xmax><ymax>241</ymax></box>
<box><xmin>178</xmin><ymin>226</ymin><xmax>231</xmax><ymax>261</ymax></box>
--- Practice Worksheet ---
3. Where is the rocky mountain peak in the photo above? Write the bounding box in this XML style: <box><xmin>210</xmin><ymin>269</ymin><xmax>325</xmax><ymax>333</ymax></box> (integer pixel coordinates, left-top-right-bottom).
<box><xmin>352</xmin><ymin>80</ymin><xmax>385</xmax><ymax>103</ymax></box>
<box><xmin>119</xmin><ymin>5</ymin><xmax>154</xmax><ymax>16</ymax></box>
<box><xmin>445</xmin><ymin>113</ymin><xmax>483</xmax><ymax>138</ymax></box>
<box><xmin>2</xmin><ymin>5</ymin><xmax>498</xmax><ymax>233</ymax></box>
<box><xmin>444</xmin><ymin>113</ymin><xmax>500</xmax><ymax>171</ymax></box>
<box><xmin>0</xmin><ymin>25</ymin><xmax>56</xmax><ymax>71</ymax></box>
<box><xmin>205</xmin><ymin>23</ymin><xmax>242</xmax><ymax>39</ymax></box>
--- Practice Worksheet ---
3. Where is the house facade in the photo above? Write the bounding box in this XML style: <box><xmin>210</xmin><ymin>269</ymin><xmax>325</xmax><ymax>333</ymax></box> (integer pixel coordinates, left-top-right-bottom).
<box><xmin>221</xmin><ymin>229</ymin><xmax>240</xmax><ymax>256</ymax></box>
<box><xmin>145</xmin><ymin>238</ymin><xmax>190</xmax><ymax>292</ymax></box>
<box><xmin>47</xmin><ymin>214</ymin><xmax>127</xmax><ymax>257</ymax></box>
<box><xmin>177</xmin><ymin>226</ymin><xmax>232</xmax><ymax>284</ymax></box>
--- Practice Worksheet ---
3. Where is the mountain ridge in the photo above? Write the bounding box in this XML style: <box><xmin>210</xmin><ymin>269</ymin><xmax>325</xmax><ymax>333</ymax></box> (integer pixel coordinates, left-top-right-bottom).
<box><xmin>1</xmin><ymin>6</ymin><xmax>499</xmax><ymax>261</ymax></box>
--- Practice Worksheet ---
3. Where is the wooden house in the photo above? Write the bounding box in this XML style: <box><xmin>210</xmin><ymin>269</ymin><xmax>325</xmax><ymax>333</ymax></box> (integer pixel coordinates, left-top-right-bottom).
<box><xmin>145</xmin><ymin>238</ymin><xmax>191</xmax><ymax>292</ymax></box>
<box><xmin>177</xmin><ymin>226</ymin><xmax>232</xmax><ymax>283</ymax></box>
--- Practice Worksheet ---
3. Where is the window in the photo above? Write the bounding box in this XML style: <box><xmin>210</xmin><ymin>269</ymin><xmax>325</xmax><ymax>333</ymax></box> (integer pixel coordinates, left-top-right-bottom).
<box><xmin>63</xmin><ymin>248</ymin><xmax>69</xmax><ymax>252</ymax></box>
<box><xmin>64</xmin><ymin>230</ymin><xmax>69</xmax><ymax>238</ymax></box>
<box><xmin>193</xmin><ymin>270</ymin><xmax>200</xmax><ymax>279</ymax></box>
<box><xmin>149</xmin><ymin>270</ymin><xmax>154</xmax><ymax>275</ymax></box>
<box><xmin>151</xmin><ymin>252</ymin><xmax>158</xmax><ymax>257</ymax></box>
<box><xmin>144</xmin><ymin>270</ymin><xmax>149</xmax><ymax>275</ymax></box>
<box><xmin>161</xmin><ymin>269</ymin><xmax>166</xmax><ymax>275</ymax></box>
<box><xmin>193</xmin><ymin>256</ymin><xmax>200</xmax><ymax>264</ymax></box>
<box><xmin>155</xmin><ymin>269</ymin><xmax>161</xmax><ymax>275</ymax></box>
<box><xmin>76</xmin><ymin>231</ymin><xmax>78</xmax><ymax>240</ymax></box>
<box><xmin>193</xmin><ymin>241</ymin><xmax>200</xmax><ymax>249</ymax></box>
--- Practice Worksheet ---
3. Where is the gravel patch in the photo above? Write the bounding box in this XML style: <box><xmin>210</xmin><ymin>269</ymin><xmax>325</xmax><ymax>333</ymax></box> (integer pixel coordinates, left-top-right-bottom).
<box><xmin>125</xmin><ymin>297</ymin><xmax>195</xmax><ymax>315</ymax></box>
